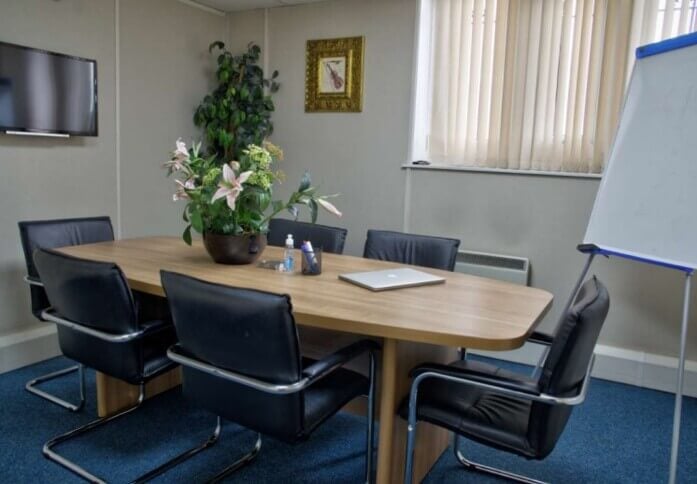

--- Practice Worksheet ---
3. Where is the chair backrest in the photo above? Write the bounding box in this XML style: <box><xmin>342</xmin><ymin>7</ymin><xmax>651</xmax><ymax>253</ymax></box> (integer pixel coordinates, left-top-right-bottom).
<box><xmin>363</xmin><ymin>229</ymin><xmax>460</xmax><ymax>271</ymax></box>
<box><xmin>33</xmin><ymin>249</ymin><xmax>147</xmax><ymax>383</ymax></box>
<box><xmin>528</xmin><ymin>276</ymin><xmax>610</xmax><ymax>458</ymax></box>
<box><xmin>33</xmin><ymin>249</ymin><xmax>138</xmax><ymax>335</ymax></box>
<box><xmin>18</xmin><ymin>216</ymin><xmax>114</xmax><ymax>319</ymax></box>
<box><xmin>268</xmin><ymin>218</ymin><xmax>348</xmax><ymax>254</ymax></box>
<box><xmin>161</xmin><ymin>271</ymin><xmax>305</xmax><ymax>442</ymax></box>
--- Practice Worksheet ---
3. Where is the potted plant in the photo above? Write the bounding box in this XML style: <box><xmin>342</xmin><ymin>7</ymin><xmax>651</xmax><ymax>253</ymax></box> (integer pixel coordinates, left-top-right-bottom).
<box><xmin>164</xmin><ymin>139</ymin><xmax>341</xmax><ymax>264</ymax></box>
<box><xmin>194</xmin><ymin>41</ymin><xmax>279</xmax><ymax>161</ymax></box>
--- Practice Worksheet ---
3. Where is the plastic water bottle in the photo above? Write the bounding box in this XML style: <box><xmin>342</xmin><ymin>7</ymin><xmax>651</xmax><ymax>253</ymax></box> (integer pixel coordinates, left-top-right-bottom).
<box><xmin>284</xmin><ymin>234</ymin><xmax>295</xmax><ymax>272</ymax></box>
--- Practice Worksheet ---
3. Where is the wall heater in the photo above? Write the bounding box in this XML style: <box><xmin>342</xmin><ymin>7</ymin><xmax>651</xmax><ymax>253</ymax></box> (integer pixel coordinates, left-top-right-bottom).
<box><xmin>454</xmin><ymin>250</ymin><xmax>530</xmax><ymax>286</ymax></box>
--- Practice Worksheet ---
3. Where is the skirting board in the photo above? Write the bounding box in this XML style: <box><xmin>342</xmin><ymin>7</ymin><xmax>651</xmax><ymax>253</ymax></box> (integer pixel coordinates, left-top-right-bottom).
<box><xmin>1</xmin><ymin>326</ymin><xmax>696</xmax><ymax>397</ymax></box>
<box><xmin>471</xmin><ymin>343</ymin><xmax>697</xmax><ymax>398</ymax></box>
<box><xmin>0</xmin><ymin>325</ymin><xmax>60</xmax><ymax>375</ymax></box>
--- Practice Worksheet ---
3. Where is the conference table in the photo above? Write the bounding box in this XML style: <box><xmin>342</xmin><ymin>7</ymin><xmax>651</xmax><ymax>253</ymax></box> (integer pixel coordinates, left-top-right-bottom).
<box><xmin>57</xmin><ymin>236</ymin><xmax>553</xmax><ymax>484</ymax></box>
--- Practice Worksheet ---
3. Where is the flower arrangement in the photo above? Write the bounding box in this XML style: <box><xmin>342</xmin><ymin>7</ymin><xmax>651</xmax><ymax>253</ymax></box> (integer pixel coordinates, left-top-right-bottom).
<box><xmin>164</xmin><ymin>139</ymin><xmax>341</xmax><ymax>246</ymax></box>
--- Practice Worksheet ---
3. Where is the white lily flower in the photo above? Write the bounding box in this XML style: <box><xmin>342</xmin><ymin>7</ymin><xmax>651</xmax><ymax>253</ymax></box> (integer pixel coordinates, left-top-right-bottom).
<box><xmin>174</xmin><ymin>138</ymin><xmax>189</xmax><ymax>161</ymax></box>
<box><xmin>163</xmin><ymin>139</ymin><xmax>191</xmax><ymax>174</ymax></box>
<box><xmin>173</xmin><ymin>178</ymin><xmax>195</xmax><ymax>201</ymax></box>
<box><xmin>212</xmin><ymin>163</ymin><xmax>253</xmax><ymax>210</ymax></box>
<box><xmin>317</xmin><ymin>198</ymin><xmax>342</xmax><ymax>217</ymax></box>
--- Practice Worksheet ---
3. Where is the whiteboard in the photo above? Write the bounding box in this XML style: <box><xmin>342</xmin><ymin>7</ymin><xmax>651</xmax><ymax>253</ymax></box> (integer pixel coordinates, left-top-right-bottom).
<box><xmin>583</xmin><ymin>33</ymin><xmax>697</xmax><ymax>270</ymax></box>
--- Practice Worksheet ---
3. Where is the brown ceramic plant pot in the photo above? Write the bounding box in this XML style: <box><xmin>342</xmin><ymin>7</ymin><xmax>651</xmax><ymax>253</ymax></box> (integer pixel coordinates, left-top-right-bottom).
<box><xmin>202</xmin><ymin>232</ymin><xmax>267</xmax><ymax>265</ymax></box>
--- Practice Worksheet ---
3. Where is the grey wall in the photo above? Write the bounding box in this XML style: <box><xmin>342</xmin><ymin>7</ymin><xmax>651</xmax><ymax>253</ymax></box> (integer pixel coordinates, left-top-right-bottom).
<box><xmin>252</xmin><ymin>0</ymin><xmax>413</xmax><ymax>255</ymax></box>
<box><xmin>228</xmin><ymin>9</ymin><xmax>266</xmax><ymax>51</ymax></box>
<box><xmin>0</xmin><ymin>0</ymin><xmax>117</xmax><ymax>337</ymax></box>
<box><xmin>0</xmin><ymin>0</ymin><xmax>225</xmax><ymax>342</ymax></box>
<box><xmin>230</xmin><ymin>0</ymin><xmax>697</xmax><ymax>361</ymax></box>
<box><xmin>119</xmin><ymin>0</ymin><xmax>226</xmax><ymax>238</ymax></box>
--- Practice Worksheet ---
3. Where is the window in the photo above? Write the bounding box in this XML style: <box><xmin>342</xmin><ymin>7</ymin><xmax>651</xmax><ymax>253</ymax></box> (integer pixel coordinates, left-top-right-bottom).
<box><xmin>411</xmin><ymin>0</ymin><xmax>697</xmax><ymax>174</ymax></box>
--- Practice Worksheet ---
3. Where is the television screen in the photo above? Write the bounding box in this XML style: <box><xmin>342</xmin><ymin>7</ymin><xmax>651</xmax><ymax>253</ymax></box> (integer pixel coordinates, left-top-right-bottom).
<box><xmin>0</xmin><ymin>42</ymin><xmax>97</xmax><ymax>136</ymax></box>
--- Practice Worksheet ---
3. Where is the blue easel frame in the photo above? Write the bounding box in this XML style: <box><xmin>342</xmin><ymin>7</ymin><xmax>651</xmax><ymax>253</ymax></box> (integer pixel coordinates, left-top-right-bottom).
<box><xmin>576</xmin><ymin>244</ymin><xmax>692</xmax><ymax>484</ymax></box>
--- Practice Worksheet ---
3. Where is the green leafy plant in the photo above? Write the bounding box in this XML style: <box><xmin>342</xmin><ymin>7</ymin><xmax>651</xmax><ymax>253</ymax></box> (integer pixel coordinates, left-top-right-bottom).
<box><xmin>194</xmin><ymin>41</ymin><xmax>280</xmax><ymax>161</ymax></box>
<box><xmin>164</xmin><ymin>140</ymin><xmax>341</xmax><ymax>245</ymax></box>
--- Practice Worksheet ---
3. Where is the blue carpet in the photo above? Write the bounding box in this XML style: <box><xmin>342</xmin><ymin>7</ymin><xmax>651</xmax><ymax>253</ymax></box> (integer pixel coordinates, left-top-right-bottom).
<box><xmin>1</xmin><ymin>356</ymin><xmax>696</xmax><ymax>483</ymax></box>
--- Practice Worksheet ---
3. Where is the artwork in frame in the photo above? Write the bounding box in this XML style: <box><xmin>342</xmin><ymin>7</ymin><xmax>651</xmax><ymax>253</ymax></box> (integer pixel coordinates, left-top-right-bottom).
<box><xmin>305</xmin><ymin>36</ymin><xmax>364</xmax><ymax>112</ymax></box>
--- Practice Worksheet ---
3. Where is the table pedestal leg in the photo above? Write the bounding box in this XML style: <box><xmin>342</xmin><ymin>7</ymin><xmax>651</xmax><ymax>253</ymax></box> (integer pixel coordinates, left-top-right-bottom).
<box><xmin>96</xmin><ymin>367</ymin><xmax>182</xmax><ymax>417</ymax></box>
<box><xmin>376</xmin><ymin>338</ymin><xmax>456</xmax><ymax>484</ymax></box>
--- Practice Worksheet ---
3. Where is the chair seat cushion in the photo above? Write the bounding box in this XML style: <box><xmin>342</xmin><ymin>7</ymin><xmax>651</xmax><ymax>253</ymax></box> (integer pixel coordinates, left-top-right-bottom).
<box><xmin>398</xmin><ymin>359</ymin><xmax>538</xmax><ymax>458</ymax></box>
<box><xmin>301</xmin><ymin>357</ymin><xmax>369</xmax><ymax>439</ymax></box>
<box><xmin>143</xmin><ymin>350</ymin><xmax>178</xmax><ymax>381</ymax></box>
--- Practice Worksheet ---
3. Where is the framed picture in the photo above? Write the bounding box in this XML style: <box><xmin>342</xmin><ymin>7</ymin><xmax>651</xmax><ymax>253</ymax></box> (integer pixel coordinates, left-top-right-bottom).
<box><xmin>305</xmin><ymin>36</ymin><xmax>364</xmax><ymax>112</ymax></box>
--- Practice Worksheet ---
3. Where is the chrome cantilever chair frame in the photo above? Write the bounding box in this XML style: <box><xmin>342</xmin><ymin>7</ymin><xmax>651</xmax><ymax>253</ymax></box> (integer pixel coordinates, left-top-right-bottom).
<box><xmin>403</xmin><ymin>353</ymin><xmax>596</xmax><ymax>484</ymax></box>
<box><xmin>23</xmin><ymin>276</ymin><xmax>86</xmax><ymax>412</ymax></box>
<box><xmin>453</xmin><ymin>333</ymin><xmax>557</xmax><ymax>484</ymax></box>
<box><xmin>133</xmin><ymin>413</ymin><xmax>262</xmax><ymax>484</ymax></box>
<box><xmin>40</xmin><ymin>309</ymin><xmax>183</xmax><ymax>484</ymax></box>
<box><xmin>529</xmin><ymin>332</ymin><xmax>555</xmax><ymax>379</ymax></box>
<box><xmin>155</xmin><ymin>342</ymin><xmax>378</xmax><ymax>484</ymax></box>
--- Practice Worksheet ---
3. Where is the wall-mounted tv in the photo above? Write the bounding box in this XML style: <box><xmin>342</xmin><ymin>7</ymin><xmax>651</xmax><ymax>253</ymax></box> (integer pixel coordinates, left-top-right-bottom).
<box><xmin>0</xmin><ymin>41</ymin><xmax>97</xmax><ymax>137</ymax></box>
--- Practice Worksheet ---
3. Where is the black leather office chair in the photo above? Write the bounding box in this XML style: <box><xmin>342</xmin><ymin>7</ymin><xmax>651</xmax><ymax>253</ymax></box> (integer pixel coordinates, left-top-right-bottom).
<box><xmin>149</xmin><ymin>271</ymin><xmax>379</xmax><ymax>483</ymax></box>
<box><xmin>363</xmin><ymin>229</ymin><xmax>460</xmax><ymax>270</ymax></box>
<box><xmin>268</xmin><ymin>218</ymin><xmax>348</xmax><ymax>254</ymax></box>
<box><xmin>364</xmin><ymin>229</ymin><xmax>463</xmax><ymax>358</ymax></box>
<box><xmin>33</xmin><ymin>249</ymin><xmax>182</xmax><ymax>483</ymax></box>
<box><xmin>18</xmin><ymin>216</ymin><xmax>115</xmax><ymax>411</ymax></box>
<box><xmin>400</xmin><ymin>277</ymin><xmax>610</xmax><ymax>484</ymax></box>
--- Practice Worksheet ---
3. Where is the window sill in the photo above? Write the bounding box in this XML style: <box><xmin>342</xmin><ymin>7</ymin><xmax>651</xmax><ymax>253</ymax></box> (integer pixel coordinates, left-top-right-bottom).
<box><xmin>401</xmin><ymin>162</ymin><xmax>603</xmax><ymax>180</ymax></box>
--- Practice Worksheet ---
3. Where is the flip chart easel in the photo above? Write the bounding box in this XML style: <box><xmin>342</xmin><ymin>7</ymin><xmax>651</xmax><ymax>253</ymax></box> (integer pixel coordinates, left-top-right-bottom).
<box><xmin>578</xmin><ymin>31</ymin><xmax>697</xmax><ymax>484</ymax></box>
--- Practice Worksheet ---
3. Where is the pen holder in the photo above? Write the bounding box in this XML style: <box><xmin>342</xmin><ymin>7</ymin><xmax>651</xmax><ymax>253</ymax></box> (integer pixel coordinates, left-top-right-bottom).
<box><xmin>301</xmin><ymin>247</ymin><xmax>322</xmax><ymax>275</ymax></box>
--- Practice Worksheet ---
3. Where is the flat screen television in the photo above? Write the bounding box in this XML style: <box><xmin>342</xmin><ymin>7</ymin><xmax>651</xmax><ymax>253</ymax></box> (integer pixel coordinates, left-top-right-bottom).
<box><xmin>0</xmin><ymin>41</ymin><xmax>97</xmax><ymax>137</ymax></box>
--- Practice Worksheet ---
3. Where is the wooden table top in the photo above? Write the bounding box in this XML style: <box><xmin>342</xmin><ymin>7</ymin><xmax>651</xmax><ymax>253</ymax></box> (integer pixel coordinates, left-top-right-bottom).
<box><xmin>57</xmin><ymin>236</ymin><xmax>553</xmax><ymax>350</ymax></box>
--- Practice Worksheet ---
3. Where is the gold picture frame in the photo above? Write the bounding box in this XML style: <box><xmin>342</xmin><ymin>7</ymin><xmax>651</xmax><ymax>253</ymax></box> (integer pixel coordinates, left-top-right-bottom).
<box><xmin>305</xmin><ymin>36</ymin><xmax>364</xmax><ymax>113</ymax></box>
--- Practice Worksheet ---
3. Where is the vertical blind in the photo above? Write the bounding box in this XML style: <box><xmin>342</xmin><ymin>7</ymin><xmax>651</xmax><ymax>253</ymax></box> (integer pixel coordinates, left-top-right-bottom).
<box><xmin>416</xmin><ymin>0</ymin><xmax>697</xmax><ymax>173</ymax></box>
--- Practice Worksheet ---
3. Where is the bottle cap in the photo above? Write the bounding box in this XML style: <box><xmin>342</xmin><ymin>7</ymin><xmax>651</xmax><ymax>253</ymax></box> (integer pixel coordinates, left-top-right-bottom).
<box><xmin>286</xmin><ymin>234</ymin><xmax>294</xmax><ymax>246</ymax></box>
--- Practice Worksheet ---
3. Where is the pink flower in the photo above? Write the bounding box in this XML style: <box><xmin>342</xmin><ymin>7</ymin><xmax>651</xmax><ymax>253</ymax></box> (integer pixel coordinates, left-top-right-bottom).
<box><xmin>163</xmin><ymin>138</ymin><xmax>191</xmax><ymax>173</ymax></box>
<box><xmin>173</xmin><ymin>178</ymin><xmax>195</xmax><ymax>201</ymax></box>
<box><xmin>163</xmin><ymin>158</ymin><xmax>186</xmax><ymax>173</ymax></box>
<box><xmin>212</xmin><ymin>163</ymin><xmax>253</xmax><ymax>210</ymax></box>
<box><xmin>174</xmin><ymin>138</ymin><xmax>189</xmax><ymax>161</ymax></box>
<box><xmin>317</xmin><ymin>198</ymin><xmax>342</xmax><ymax>217</ymax></box>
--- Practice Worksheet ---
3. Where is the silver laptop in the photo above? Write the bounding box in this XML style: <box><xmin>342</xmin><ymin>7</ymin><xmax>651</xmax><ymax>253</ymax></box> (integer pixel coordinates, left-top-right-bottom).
<box><xmin>338</xmin><ymin>268</ymin><xmax>446</xmax><ymax>291</ymax></box>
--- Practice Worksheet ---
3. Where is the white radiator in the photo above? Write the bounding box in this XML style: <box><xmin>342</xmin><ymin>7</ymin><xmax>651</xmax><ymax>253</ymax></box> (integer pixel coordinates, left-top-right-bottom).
<box><xmin>454</xmin><ymin>250</ymin><xmax>530</xmax><ymax>286</ymax></box>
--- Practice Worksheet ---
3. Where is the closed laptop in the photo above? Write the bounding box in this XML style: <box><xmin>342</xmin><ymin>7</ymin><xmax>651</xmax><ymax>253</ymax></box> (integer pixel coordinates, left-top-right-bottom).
<box><xmin>338</xmin><ymin>268</ymin><xmax>445</xmax><ymax>291</ymax></box>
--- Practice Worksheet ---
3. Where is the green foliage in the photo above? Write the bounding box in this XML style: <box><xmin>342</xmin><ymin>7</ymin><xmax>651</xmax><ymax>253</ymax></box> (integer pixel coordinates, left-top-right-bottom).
<box><xmin>164</xmin><ymin>141</ymin><xmax>341</xmax><ymax>245</ymax></box>
<box><xmin>194</xmin><ymin>41</ymin><xmax>280</xmax><ymax>162</ymax></box>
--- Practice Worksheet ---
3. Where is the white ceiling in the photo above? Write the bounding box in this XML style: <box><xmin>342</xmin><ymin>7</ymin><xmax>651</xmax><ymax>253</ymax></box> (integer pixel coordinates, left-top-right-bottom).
<box><xmin>188</xmin><ymin>0</ymin><xmax>331</xmax><ymax>12</ymax></box>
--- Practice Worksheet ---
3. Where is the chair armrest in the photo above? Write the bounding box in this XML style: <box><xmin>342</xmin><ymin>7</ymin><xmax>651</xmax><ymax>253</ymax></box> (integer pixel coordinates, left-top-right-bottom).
<box><xmin>23</xmin><ymin>275</ymin><xmax>44</xmax><ymax>287</ymax></box>
<box><xmin>410</xmin><ymin>354</ymin><xmax>596</xmax><ymax>406</ymax></box>
<box><xmin>41</xmin><ymin>308</ymin><xmax>150</xmax><ymax>343</ymax></box>
<box><xmin>528</xmin><ymin>330</ymin><xmax>554</xmax><ymax>346</ymax></box>
<box><xmin>409</xmin><ymin>362</ymin><xmax>541</xmax><ymax>396</ymax></box>
<box><xmin>167</xmin><ymin>339</ymin><xmax>381</xmax><ymax>396</ymax></box>
<box><xmin>302</xmin><ymin>339</ymin><xmax>380</xmax><ymax>384</ymax></box>
<box><xmin>167</xmin><ymin>344</ymin><xmax>309</xmax><ymax>395</ymax></box>
<box><xmin>138</xmin><ymin>319</ymin><xmax>173</xmax><ymax>336</ymax></box>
